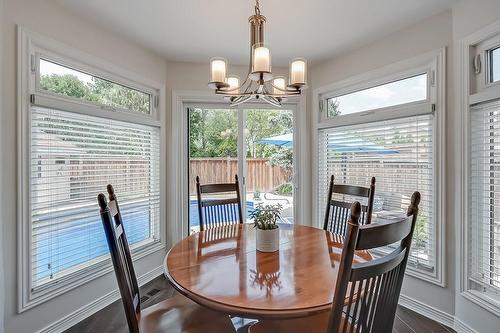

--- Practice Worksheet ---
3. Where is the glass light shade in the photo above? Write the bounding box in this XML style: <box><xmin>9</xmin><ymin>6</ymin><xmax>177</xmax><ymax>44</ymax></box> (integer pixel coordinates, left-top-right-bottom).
<box><xmin>273</xmin><ymin>77</ymin><xmax>286</xmax><ymax>95</ymax></box>
<box><xmin>226</xmin><ymin>75</ymin><xmax>240</xmax><ymax>94</ymax></box>
<box><xmin>289</xmin><ymin>58</ymin><xmax>307</xmax><ymax>86</ymax></box>
<box><xmin>252</xmin><ymin>44</ymin><xmax>271</xmax><ymax>73</ymax></box>
<box><xmin>210</xmin><ymin>57</ymin><xmax>227</xmax><ymax>83</ymax></box>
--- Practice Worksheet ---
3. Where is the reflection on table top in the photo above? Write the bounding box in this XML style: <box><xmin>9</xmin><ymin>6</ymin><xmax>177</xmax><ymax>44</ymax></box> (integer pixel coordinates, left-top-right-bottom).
<box><xmin>164</xmin><ymin>223</ymin><xmax>372</xmax><ymax>319</ymax></box>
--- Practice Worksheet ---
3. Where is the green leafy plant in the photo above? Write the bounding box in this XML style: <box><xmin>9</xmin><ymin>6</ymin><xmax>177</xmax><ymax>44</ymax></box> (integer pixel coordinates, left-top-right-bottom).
<box><xmin>250</xmin><ymin>203</ymin><xmax>282</xmax><ymax>230</ymax></box>
<box><xmin>275</xmin><ymin>183</ymin><xmax>293</xmax><ymax>196</ymax></box>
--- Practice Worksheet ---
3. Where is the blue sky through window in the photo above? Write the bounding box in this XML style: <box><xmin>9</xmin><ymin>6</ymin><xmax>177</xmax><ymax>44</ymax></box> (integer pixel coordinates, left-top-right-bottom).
<box><xmin>327</xmin><ymin>73</ymin><xmax>427</xmax><ymax>117</ymax></box>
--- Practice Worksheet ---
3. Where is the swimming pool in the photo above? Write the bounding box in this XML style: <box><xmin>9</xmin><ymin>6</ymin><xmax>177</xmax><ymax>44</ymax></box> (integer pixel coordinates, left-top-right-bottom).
<box><xmin>188</xmin><ymin>199</ymin><xmax>254</xmax><ymax>229</ymax></box>
<box><xmin>34</xmin><ymin>200</ymin><xmax>255</xmax><ymax>282</ymax></box>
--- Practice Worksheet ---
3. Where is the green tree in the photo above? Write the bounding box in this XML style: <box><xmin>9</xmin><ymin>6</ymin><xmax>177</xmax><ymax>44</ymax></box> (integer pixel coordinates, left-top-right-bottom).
<box><xmin>327</xmin><ymin>98</ymin><xmax>341</xmax><ymax>117</ymax></box>
<box><xmin>40</xmin><ymin>74</ymin><xmax>92</xmax><ymax>99</ymax></box>
<box><xmin>40</xmin><ymin>73</ymin><xmax>149</xmax><ymax>114</ymax></box>
<box><xmin>188</xmin><ymin>109</ymin><xmax>238</xmax><ymax>157</ymax></box>
<box><xmin>246</xmin><ymin>110</ymin><xmax>293</xmax><ymax>158</ymax></box>
<box><xmin>268</xmin><ymin>148</ymin><xmax>293</xmax><ymax>181</ymax></box>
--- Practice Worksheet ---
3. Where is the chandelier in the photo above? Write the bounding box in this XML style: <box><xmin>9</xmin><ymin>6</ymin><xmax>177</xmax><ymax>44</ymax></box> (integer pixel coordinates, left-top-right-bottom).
<box><xmin>208</xmin><ymin>0</ymin><xmax>307</xmax><ymax>107</ymax></box>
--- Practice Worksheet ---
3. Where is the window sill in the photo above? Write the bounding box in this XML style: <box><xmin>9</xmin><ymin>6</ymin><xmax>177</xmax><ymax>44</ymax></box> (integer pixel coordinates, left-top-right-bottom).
<box><xmin>404</xmin><ymin>265</ymin><xmax>444</xmax><ymax>287</ymax></box>
<box><xmin>461</xmin><ymin>289</ymin><xmax>500</xmax><ymax>318</ymax></box>
<box><xmin>373</xmin><ymin>248</ymin><xmax>444</xmax><ymax>286</ymax></box>
<box><xmin>20</xmin><ymin>240</ymin><xmax>165</xmax><ymax>312</ymax></box>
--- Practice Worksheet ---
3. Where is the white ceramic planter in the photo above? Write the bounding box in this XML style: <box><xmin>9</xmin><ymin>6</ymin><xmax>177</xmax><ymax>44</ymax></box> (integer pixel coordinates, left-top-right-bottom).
<box><xmin>256</xmin><ymin>227</ymin><xmax>280</xmax><ymax>252</ymax></box>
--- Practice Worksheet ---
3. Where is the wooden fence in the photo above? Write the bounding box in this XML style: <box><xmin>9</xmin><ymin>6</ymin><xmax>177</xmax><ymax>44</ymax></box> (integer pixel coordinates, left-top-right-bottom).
<box><xmin>189</xmin><ymin>158</ymin><xmax>289</xmax><ymax>194</ymax></box>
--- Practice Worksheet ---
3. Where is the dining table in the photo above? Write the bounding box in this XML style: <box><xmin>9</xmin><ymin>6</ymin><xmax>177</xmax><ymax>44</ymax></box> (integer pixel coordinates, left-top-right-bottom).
<box><xmin>163</xmin><ymin>223</ymin><xmax>373</xmax><ymax>320</ymax></box>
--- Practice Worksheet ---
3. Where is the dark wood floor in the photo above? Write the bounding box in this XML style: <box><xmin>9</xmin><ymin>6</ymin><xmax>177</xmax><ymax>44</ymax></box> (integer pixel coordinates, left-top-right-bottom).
<box><xmin>65</xmin><ymin>276</ymin><xmax>455</xmax><ymax>333</ymax></box>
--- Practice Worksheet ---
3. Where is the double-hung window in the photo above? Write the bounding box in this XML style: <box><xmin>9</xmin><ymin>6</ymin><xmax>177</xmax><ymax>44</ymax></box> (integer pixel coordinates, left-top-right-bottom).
<box><xmin>316</xmin><ymin>51</ymin><xmax>445</xmax><ymax>284</ymax></box>
<box><xmin>465</xmin><ymin>30</ymin><xmax>500</xmax><ymax>313</ymax></box>
<box><xmin>19</xmin><ymin>32</ymin><xmax>163</xmax><ymax>309</ymax></box>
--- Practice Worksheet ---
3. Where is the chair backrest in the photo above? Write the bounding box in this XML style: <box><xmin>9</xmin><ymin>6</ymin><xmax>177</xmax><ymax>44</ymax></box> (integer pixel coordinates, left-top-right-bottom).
<box><xmin>323</xmin><ymin>175</ymin><xmax>376</xmax><ymax>236</ymax></box>
<box><xmin>196</xmin><ymin>175</ymin><xmax>244</xmax><ymax>231</ymax></box>
<box><xmin>98</xmin><ymin>185</ymin><xmax>141</xmax><ymax>333</ymax></box>
<box><xmin>327</xmin><ymin>191</ymin><xmax>421</xmax><ymax>333</ymax></box>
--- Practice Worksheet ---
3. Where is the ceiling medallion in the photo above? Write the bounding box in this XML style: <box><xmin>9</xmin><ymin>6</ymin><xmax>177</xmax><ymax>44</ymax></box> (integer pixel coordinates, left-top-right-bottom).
<box><xmin>208</xmin><ymin>0</ymin><xmax>307</xmax><ymax>107</ymax></box>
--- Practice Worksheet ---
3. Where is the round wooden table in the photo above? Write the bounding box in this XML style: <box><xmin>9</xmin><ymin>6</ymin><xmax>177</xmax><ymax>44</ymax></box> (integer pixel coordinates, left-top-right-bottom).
<box><xmin>164</xmin><ymin>223</ymin><xmax>372</xmax><ymax>319</ymax></box>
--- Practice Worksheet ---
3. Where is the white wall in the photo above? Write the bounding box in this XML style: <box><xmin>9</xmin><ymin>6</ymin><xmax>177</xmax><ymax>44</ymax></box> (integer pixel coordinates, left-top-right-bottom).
<box><xmin>0</xmin><ymin>0</ymin><xmax>6</xmax><ymax>331</ymax></box>
<box><xmin>310</xmin><ymin>1</ymin><xmax>500</xmax><ymax>331</ymax></box>
<box><xmin>1</xmin><ymin>1</ymin><xmax>168</xmax><ymax>332</ymax></box>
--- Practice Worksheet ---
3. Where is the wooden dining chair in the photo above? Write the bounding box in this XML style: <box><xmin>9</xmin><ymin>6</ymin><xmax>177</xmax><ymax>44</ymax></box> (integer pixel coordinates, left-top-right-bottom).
<box><xmin>323</xmin><ymin>175</ymin><xmax>376</xmax><ymax>236</ymax></box>
<box><xmin>196</xmin><ymin>175</ymin><xmax>244</xmax><ymax>231</ymax></box>
<box><xmin>98</xmin><ymin>185</ymin><xmax>236</xmax><ymax>333</ymax></box>
<box><xmin>250</xmin><ymin>191</ymin><xmax>421</xmax><ymax>333</ymax></box>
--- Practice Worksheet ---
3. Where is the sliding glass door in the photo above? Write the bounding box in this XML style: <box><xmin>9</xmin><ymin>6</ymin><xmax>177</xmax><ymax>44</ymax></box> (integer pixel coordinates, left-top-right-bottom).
<box><xmin>243</xmin><ymin>108</ymin><xmax>294</xmax><ymax>224</ymax></box>
<box><xmin>187</xmin><ymin>104</ymin><xmax>295</xmax><ymax>233</ymax></box>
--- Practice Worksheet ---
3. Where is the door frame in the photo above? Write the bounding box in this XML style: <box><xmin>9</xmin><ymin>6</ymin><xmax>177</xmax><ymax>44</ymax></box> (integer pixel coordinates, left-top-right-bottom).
<box><xmin>170</xmin><ymin>90</ymin><xmax>307</xmax><ymax>244</ymax></box>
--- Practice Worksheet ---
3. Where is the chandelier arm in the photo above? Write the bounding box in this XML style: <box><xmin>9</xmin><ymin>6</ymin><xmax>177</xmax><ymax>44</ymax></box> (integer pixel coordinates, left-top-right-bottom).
<box><xmin>230</xmin><ymin>95</ymin><xmax>254</xmax><ymax>107</ymax></box>
<box><xmin>243</xmin><ymin>76</ymin><xmax>255</xmax><ymax>94</ymax></box>
<box><xmin>215</xmin><ymin>90</ymin><xmax>254</xmax><ymax>96</ymax></box>
<box><xmin>260</xmin><ymin>81</ymin><xmax>300</xmax><ymax>98</ymax></box>
<box><xmin>262</xmin><ymin>82</ymin><xmax>271</xmax><ymax>94</ymax></box>
<box><xmin>269</xmin><ymin>82</ymin><xmax>300</xmax><ymax>93</ymax></box>
<box><xmin>261</xmin><ymin>95</ymin><xmax>282</xmax><ymax>107</ymax></box>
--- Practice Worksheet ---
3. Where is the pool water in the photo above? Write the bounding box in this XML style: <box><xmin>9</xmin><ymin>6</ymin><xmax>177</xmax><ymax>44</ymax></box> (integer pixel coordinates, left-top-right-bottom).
<box><xmin>35</xmin><ymin>200</ymin><xmax>255</xmax><ymax>283</ymax></box>
<box><xmin>188</xmin><ymin>199</ymin><xmax>254</xmax><ymax>228</ymax></box>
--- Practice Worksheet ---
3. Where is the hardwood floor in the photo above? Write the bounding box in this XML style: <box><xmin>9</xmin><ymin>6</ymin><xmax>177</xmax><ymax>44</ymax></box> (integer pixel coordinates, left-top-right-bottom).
<box><xmin>65</xmin><ymin>276</ymin><xmax>455</xmax><ymax>333</ymax></box>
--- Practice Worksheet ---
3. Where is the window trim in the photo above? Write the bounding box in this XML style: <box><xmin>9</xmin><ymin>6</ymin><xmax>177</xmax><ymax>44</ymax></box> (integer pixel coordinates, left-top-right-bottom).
<box><xmin>460</xmin><ymin>18</ymin><xmax>500</xmax><ymax>317</ymax></box>
<box><xmin>35</xmin><ymin>52</ymin><xmax>158</xmax><ymax>120</ymax></box>
<box><xmin>322</xmin><ymin>71</ymin><xmax>432</xmax><ymax>122</ymax></box>
<box><xmin>473</xmin><ymin>33</ymin><xmax>500</xmax><ymax>92</ymax></box>
<box><xmin>319</xmin><ymin>63</ymin><xmax>434</xmax><ymax>122</ymax></box>
<box><xmin>17</xmin><ymin>27</ymin><xmax>166</xmax><ymax>311</ymax></box>
<box><xmin>312</xmin><ymin>49</ymin><xmax>446</xmax><ymax>286</ymax></box>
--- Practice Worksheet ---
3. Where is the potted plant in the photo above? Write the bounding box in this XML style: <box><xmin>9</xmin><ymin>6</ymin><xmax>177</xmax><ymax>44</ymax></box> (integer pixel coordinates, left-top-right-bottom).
<box><xmin>250</xmin><ymin>203</ymin><xmax>282</xmax><ymax>252</ymax></box>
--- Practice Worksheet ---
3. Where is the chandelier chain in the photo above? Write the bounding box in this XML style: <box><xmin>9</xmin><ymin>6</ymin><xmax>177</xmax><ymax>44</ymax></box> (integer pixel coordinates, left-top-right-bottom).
<box><xmin>255</xmin><ymin>0</ymin><xmax>261</xmax><ymax>15</ymax></box>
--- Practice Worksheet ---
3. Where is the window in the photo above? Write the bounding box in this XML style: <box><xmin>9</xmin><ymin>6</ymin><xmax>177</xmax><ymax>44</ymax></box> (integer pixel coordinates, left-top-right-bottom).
<box><xmin>469</xmin><ymin>100</ymin><xmax>500</xmax><ymax>301</ymax></box>
<box><xmin>490</xmin><ymin>47</ymin><xmax>500</xmax><ymax>83</ymax></box>
<box><xmin>465</xmin><ymin>30</ymin><xmax>500</xmax><ymax>313</ymax></box>
<box><xmin>31</xmin><ymin>107</ymin><xmax>160</xmax><ymax>288</ymax></box>
<box><xmin>39</xmin><ymin>58</ymin><xmax>152</xmax><ymax>114</ymax></box>
<box><xmin>326</xmin><ymin>73</ymin><xmax>428</xmax><ymax>117</ymax></box>
<box><xmin>19</xmin><ymin>31</ymin><xmax>163</xmax><ymax>309</ymax></box>
<box><xmin>316</xmin><ymin>51</ymin><xmax>444</xmax><ymax>283</ymax></box>
<box><xmin>318</xmin><ymin>115</ymin><xmax>435</xmax><ymax>269</ymax></box>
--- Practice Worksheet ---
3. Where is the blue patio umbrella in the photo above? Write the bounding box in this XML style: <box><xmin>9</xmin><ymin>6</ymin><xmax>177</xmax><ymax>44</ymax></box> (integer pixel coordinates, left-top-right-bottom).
<box><xmin>327</xmin><ymin>139</ymin><xmax>399</xmax><ymax>154</ymax></box>
<box><xmin>258</xmin><ymin>133</ymin><xmax>399</xmax><ymax>154</ymax></box>
<box><xmin>257</xmin><ymin>133</ymin><xmax>293</xmax><ymax>148</ymax></box>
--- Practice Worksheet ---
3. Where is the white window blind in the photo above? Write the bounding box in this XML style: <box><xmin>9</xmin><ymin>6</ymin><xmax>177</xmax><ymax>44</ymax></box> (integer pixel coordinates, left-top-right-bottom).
<box><xmin>318</xmin><ymin>114</ymin><xmax>435</xmax><ymax>270</ymax></box>
<box><xmin>30</xmin><ymin>106</ymin><xmax>160</xmax><ymax>289</ymax></box>
<box><xmin>470</xmin><ymin>99</ymin><xmax>500</xmax><ymax>298</ymax></box>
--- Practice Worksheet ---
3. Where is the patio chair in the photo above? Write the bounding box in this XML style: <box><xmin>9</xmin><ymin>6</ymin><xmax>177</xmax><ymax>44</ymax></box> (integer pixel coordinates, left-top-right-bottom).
<box><xmin>196</xmin><ymin>175</ymin><xmax>244</xmax><ymax>231</ymax></box>
<box><xmin>323</xmin><ymin>175</ymin><xmax>376</xmax><ymax>236</ymax></box>
<box><xmin>97</xmin><ymin>185</ymin><xmax>235</xmax><ymax>333</ymax></box>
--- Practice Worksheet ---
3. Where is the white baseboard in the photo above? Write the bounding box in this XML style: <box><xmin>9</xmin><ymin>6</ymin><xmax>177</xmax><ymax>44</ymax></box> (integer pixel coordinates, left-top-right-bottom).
<box><xmin>399</xmin><ymin>294</ymin><xmax>477</xmax><ymax>333</ymax></box>
<box><xmin>399</xmin><ymin>294</ymin><xmax>456</xmax><ymax>328</ymax></box>
<box><xmin>36</xmin><ymin>266</ymin><xmax>164</xmax><ymax>333</ymax></box>
<box><xmin>454</xmin><ymin>318</ymin><xmax>479</xmax><ymax>333</ymax></box>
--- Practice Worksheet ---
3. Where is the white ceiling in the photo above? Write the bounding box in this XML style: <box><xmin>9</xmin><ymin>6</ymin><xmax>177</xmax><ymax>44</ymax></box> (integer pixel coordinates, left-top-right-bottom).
<box><xmin>56</xmin><ymin>0</ymin><xmax>458</xmax><ymax>66</ymax></box>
